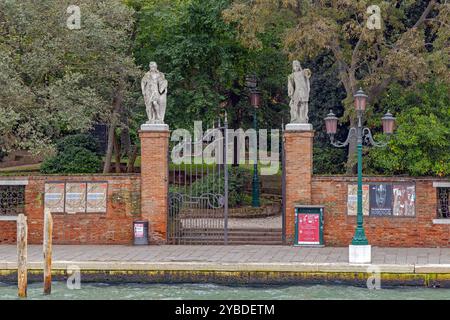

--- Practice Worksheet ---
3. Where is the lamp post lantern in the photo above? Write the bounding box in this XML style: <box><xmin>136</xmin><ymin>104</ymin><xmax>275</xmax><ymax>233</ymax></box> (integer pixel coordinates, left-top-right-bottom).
<box><xmin>324</xmin><ymin>88</ymin><xmax>395</xmax><ymax>263</ymax></box>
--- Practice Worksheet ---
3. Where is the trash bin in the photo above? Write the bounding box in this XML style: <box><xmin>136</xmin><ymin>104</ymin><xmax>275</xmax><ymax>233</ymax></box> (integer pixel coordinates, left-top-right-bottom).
<box><xmin>133</xmin><ymin>220</ymin><xmax>149</xmax><ymax>245</ymax></box>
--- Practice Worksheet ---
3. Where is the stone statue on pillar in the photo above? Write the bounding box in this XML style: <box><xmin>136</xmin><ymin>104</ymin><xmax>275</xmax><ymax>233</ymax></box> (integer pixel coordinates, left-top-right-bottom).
<box><xmin>288</xmin><ymin>60</ymin><xmax>311</xmax><ymax>124</ymax></box>
<box><xmin>141</xmin><ymin>61</ymin><xmax>168</xmax><ymax>124</ymax></box>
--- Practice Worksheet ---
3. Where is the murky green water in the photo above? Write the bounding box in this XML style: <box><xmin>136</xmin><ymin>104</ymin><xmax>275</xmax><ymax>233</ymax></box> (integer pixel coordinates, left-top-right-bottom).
<box><xmin>1</xmin><ymin>282</ymin><xmax>450</xmax><ymax>300</ymax></box>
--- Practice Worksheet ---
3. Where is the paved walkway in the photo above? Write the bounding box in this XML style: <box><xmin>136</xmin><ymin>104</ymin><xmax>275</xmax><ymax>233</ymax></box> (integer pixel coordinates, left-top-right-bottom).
<box><xmin>1</xmin><ymin>245</ymin><xmax>450</xmax><ymax>273</ymax></box>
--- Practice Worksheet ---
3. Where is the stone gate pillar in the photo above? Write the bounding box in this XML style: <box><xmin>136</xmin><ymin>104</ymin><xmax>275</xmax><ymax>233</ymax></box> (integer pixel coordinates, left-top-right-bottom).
<box><xmin>139</xmin><ymin>124</ymin><xmax>169</xmax><ymax>244</ymax></box>
<box><xmin>284</xmin><ymin>124</ymin><xmax>314</xmax><ymax>244</ymax></box>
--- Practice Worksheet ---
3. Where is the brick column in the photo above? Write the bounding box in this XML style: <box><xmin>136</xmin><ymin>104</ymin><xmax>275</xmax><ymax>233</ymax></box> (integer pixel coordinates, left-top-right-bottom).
<box><xmin>139</xmin><ymin>125</ymin><xmax>169</xmax><ymax>244</ymax></box>
<box><xmin>284</xmin><ymin>128</ymin><xmax>314</xmax><ymax>244</ymax></box>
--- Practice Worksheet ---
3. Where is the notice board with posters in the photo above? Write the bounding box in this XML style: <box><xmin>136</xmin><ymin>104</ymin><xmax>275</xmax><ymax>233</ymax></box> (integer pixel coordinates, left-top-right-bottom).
<box><xmin>294</xmin><ymin>205</ymin><xmax>324</xmax><ymax>246</ymax></box>
<box><xmin>347</xmin><ymin>183</ymin><xmax>415</xmax><ymax>217</ymax></box>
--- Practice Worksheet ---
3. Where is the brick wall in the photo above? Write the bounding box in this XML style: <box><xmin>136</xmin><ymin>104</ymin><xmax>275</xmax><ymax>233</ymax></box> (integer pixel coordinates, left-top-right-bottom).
<box><xmin>311</xmin><ymin>176</ymin><xmax>450</xmax><ymax>247</ymax></box>
<box><xmin>0</xmin><ymin>175</ymin><xmax>141</xmax><ymax>245</ymax></box>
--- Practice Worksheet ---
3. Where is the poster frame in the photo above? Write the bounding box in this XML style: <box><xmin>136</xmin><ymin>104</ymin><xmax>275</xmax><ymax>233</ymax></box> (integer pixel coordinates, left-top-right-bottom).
<box><xmin>44</xmin><ymin>181</ymin><xmax>108</xmax><ymax>214</ymax></box>
<box><xmin>294</xmin><ymin>205</ymin><xmax>324</xmax><ymax>247</ymax></box>
<box><xmin>346</xmin><ymin>181</ymin><xmax>416</xmax><ymax>218</ymax></box>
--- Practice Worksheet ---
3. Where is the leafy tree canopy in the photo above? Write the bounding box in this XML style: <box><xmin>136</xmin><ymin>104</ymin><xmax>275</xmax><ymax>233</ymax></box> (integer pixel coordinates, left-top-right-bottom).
<box><xmin>367</xmin><ymin>80</ymin><xmax>450</xmax><ymax>177</ymax></box>
<box><xmin>0</xmin><ymin>0</ymin><xmax>139</xmax><ymax>155</ymax></box>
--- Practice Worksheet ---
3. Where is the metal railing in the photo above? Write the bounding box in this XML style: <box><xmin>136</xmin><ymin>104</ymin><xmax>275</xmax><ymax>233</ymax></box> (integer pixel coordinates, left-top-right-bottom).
<box><xmin>0</xmin><ymin>185</ymin><xmax>25</xmax><ymax>216</ymax></box>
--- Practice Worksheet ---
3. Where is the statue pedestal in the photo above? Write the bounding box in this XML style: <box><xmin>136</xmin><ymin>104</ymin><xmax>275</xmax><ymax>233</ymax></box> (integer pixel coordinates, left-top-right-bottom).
<box><xmin>140</xmin><ymin>123</ymin><xmax>169</xmax><ymax>131</ymax></box>
<box><xmin>139</xmin><ymin>124</ymin><xmax>170</xmax><ymax>244</ymax></box>
<box><xmin>285</xmin><ymin>123</ymin><xmax>313</xmax><ymax>131</ymax></box>
<box><xmin>283</xmin><ymin>127</ymin><xmax>314</xmax><ymax>244</ymax></box>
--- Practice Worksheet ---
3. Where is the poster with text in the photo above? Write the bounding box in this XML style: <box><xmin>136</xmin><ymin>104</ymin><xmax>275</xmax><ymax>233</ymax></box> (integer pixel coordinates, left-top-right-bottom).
<box><xmin>297</xmin><ymin>213</ymin><xmax>320</xmax><ymax>245</ymax></box>
<box><xmin>347</xmin><ymin>184</ymin><xmax>369</xmax><ymax>216</ymax></box>
<box><xmin>369</xmin><ymin>184</ymin><xmax>393</xmax><ymax>216</ymax></box>
<box><xmin>393</xmin><ymin>184</ymin><xmax>415</xmax><ymax>217</ymax></box>
<box><xmin>86</xmin><ymin>183</ymin><xmax>107</xmax><ymax>213</ymax></box>
<box><xmin>65</xmin><ymin>183</ymin><xmax>86</xmax><ymax>213</ymax></box>
<box><xmin>44</xmin><ymin>183</ymin><xmax>65</xmax><ymax>213</ymax></box>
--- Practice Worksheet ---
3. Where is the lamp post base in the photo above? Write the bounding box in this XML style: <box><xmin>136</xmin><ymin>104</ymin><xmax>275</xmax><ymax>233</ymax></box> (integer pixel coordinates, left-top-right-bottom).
<box><xmin>349</xmin><ymin>244</ymin><xmax>371</xmax><ymax>264</ymax></box>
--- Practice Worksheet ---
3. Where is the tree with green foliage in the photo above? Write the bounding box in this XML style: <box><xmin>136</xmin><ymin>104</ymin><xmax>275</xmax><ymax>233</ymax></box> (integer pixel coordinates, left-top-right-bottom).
<box><xmin>224</xmin><ymin>0</ymin><xmax>449</xmax><ymax>172</ymax></box>
<box><xmin>0</xmin><ymin>0</ymin><xmax>140</xmax><ymax>168</ymax></box>
<box><xmin>367</xmin><ymin>81</ymin><xmax>450</xmax><ymax>177</ymax></box>
<box><xmin>128</xmin><ymin>0</ymin><xmax>292</xmax><ymax>132</ymax></box>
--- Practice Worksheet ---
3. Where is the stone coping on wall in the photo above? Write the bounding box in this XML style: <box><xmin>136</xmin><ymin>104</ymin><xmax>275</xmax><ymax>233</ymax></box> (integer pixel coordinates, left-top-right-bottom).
<box><xmin>312</xmin><ymin>175</ymin><xmax>449</xmax><ymax>182</ymax></box>
<box><xmin>0</xmin><ymin>173</ymin><xmax>141</xmax><ymax>179</ymax></box>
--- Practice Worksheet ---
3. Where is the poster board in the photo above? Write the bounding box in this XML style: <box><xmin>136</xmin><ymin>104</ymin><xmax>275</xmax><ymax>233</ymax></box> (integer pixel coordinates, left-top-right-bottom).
<box><xmin>294</xmin><ymin>206</ymin><xmax>324</xmax><ymax>246</ymax></box>
<box><xmin>347</xmin><ymin>182</ymin><xmax>416</xmax><ymax>217</ymax></box>
<box><xmin>86</xmin><ymin>182</ymin><xmax>107</xmax><ymax>213</ymax></box>
<box><xmin>347</xmin><ymin>184</ymin><xmax>369</xmax><ymax>216</ymax></box>
<box><xmin>44</xmin><ymin>183</ymin><xmax>65</xmax><ymax>213</ymax></box>
<box><xmin>65</xmin><ymin>183</ymin><xmax>87</xmax><ymax>213</ymax></box>
<box><xmin>369</xmin><ymin>184</ymin><xmax>393</xmax><ymax>216</ymax></box>
<box><xmin>393</xmin><ymin>184</ymin><xmax>415</xmax><ymax>217</ymax></box>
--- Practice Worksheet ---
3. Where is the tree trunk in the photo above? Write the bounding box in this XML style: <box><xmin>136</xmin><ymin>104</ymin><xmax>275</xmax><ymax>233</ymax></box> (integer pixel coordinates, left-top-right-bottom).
<box><xmin>103</xmin><ymin>84</ymin><xmax>124</xmax><ymax>174</ymax></box>
<box><xmin>127</xmin><ymin>145</ymin><xmax>138</xmax><ymax>173</ymax></box>
<box><xmin>113</xmin><ymin>133</ymin><xmax>121</xmax><ymax>173</ymax></box>
<box><xmin>103</xmin><ymin>123</ymin><xmax>116</xmax><ymax>174</ymax></box>
<box><xmin>120</xmin><ymin>126</ymin><xmax>131</xmax><ymax>157</ymax></box>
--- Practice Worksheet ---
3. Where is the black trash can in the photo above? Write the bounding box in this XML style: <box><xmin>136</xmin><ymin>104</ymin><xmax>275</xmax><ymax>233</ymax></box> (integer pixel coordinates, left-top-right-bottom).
<box><xmin>133</xmin><ymin>220</ymin><xmax>149</xmax><ymax>245</ymax></box>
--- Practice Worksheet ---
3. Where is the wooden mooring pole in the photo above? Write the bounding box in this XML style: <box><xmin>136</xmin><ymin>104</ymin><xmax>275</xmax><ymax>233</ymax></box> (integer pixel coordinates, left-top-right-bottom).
<box><xmin>43</xmin><ymin>209</ymin><xmax>53</xmax><ymax>295</ymax></box>
<box><xmin>17</xmin><ymin>213</ymin><xmax>27</xmax><ymax>298</ymax></box>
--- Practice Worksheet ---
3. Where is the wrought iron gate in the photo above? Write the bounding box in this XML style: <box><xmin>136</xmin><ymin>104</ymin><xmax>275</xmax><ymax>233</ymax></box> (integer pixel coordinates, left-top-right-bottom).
<box><xmin>167</xmin><ymin>120</ymin><xmax>286</xmax><ymax>245</ymax></box>
<box><xmin>168</xmin><ymin>118</ymin><xmax>229</xmax><ymax>244</ymax></box>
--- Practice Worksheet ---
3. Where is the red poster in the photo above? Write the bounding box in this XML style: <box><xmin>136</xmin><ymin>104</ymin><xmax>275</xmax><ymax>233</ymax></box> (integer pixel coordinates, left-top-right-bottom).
<box><xmin>297</xmin><ymin>213</ymin><xmax>320</xmax><ymax>244</ymax></box>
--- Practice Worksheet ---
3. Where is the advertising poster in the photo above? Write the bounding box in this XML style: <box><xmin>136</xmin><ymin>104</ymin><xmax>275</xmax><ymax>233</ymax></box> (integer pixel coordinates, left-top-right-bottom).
<box><xmin>297</xmin><ymin>213</ymin><xmax>320</xmax><ymax>245</ymax></box>
<box><xmin>65</xmin><ymin>183</ymin><xmax>86</xmax><ymax>213</ymax></box>
<box><xmin>44</xmin><ymin>183</ymin><xmax>65</xmax><ymax>213</ymax></box>
<box><xmin>369</xmin><ymin>184</ymin><xmax>393</xmax><ymax>216</ymax></box>
<box><xmin>86</xmin><ymin>182</ymin><xmax>107</xmax><ymax>213</ymax></box>
<box><xmin>134</xmin><ymin>223</ymin><xmax>144</xmax><ymax>238</ymax></box>
<box><xmin>347</xmin><ymin>184</ymin><xmax>369</xmax><ymax>216</ymax></box>
<box><xmin>393</xmin><ymin>184</ymin><xmax>415</xmax><ymax>217</ymax></box>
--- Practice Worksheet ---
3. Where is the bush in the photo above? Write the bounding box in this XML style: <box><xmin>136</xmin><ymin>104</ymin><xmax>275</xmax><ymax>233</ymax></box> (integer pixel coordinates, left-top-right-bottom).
<box><xmin>367</xmin><ymin>81</ymin><xmax>450</xmax><ymax>177</ymax></box>
<box><xmin>172</xmin><ymin>166</ymin><xmax>250</xmax><ymax>207</ymax></box>
<box><xmin>56</xmin><ymin>134</ymin><xmax>100</xmax><ymax>155</ymax></box>
<box><xmin>40</xmin><ymin>146</ymin><xmax>101</xmax><ymax>174</ymax></box>
<box><xmin>313</xmin><ymin>145</ymin><xmax>346</xmax><ymax>174</ymax></box>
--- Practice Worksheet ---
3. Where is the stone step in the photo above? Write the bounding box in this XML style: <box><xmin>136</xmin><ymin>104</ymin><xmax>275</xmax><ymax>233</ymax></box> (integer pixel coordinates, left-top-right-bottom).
<box><xmin>180</xmin><ymin>228</ymin><xmax>282</xmax><ymax>233</ymax></box>
<box><xmin>172</xmin><ymin>239</ymin><xmax>284</xmax><ymax>245</ymax></box>
<box><xmin>170</xmin><ymin>228</ymin><xmax>284</xmax><ymax>244</ymax></box>
<box><xmin>180</xmin><ymin>233</ymin><xmax>282</xmax><ymax>239</ymax></box>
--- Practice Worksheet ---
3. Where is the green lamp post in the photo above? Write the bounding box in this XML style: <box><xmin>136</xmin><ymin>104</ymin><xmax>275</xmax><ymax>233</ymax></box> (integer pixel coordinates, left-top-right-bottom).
<box><xmin>250</xmin><ymin>88</ymin><xmax>261</xmax><ymax>208</ymax></box>
<box><xmin>324</xmin><ymin>88</ymin><xmax>395</xmax><ymax>263</ymax></box>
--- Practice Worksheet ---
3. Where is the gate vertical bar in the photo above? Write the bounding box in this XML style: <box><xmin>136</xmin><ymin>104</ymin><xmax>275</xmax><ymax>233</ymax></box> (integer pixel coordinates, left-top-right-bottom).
<box><xmin>224</xmin><ymin>113</ymin><xmax>229</xmax><ymax>245</ymax></box>
<box><xmin>281</xmin><ymin>123</ymin><xmax>286</xmax><ymax>244</ymax></box>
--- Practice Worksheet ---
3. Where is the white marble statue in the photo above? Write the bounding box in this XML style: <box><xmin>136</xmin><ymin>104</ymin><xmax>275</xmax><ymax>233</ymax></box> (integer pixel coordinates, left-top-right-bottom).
<box><xmin>288</xmin><ymin>60</ymin><xmax>311</xmax><ymax>124</ymax></box>
<box><xmin>141</xmin><ymin>62</ymin><xmax>168</xmax><ymax>124</ymax></box>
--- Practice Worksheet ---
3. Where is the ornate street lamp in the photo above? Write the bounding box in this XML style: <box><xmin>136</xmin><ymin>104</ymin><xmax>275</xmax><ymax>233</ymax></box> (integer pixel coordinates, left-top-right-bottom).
<box><xmin>324</xmin><ymin>88</ymin><xmax>395</xmax><ymax>263</ymax></box>
<box><xmin>246</xmin><ymin>74</ymin><xmax>261</xmax><ymax>208</ymax></box>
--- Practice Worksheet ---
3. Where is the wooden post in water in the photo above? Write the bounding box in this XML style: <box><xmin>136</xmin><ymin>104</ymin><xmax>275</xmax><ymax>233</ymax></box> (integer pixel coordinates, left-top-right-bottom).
<box><xmin>17</xmin><ymin>213</ymin><xmax>27</xmax><ymax>298</ymax></box>
<box><xmin>43</xmin><ymin>208</ymin><xmax>53</xmax><ymax>295</ymax></box>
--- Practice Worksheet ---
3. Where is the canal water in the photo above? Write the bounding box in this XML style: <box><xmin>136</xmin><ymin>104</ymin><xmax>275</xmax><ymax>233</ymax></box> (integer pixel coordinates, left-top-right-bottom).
<box><xmin>1</xmin><ymin>282</ymin><xmax>450</xmax><ymax>300</ymax></box>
